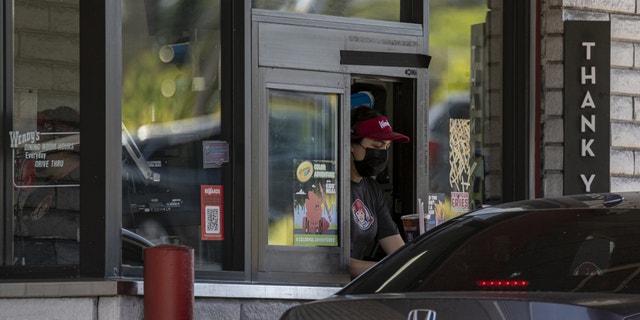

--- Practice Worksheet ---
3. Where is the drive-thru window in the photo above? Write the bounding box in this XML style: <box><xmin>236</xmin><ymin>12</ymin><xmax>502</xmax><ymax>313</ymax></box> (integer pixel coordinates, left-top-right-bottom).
<box><xmin>251</xmin><ymin>9</ymin><xmax>429</xmax><ymax>282</ymax></box>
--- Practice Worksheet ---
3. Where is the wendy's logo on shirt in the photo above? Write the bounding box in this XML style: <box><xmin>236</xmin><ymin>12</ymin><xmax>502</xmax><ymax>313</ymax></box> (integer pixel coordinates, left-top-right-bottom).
<box><xmin>352</xmin><ymin>199</ymin><xmax>374</xmax><ymax>230</ymax></box>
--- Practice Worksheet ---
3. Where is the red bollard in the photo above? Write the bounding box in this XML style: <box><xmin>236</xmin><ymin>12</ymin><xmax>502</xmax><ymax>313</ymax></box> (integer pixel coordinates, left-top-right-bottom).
<box><xmin>144</xmin><ymin>244</ymin><xmax>194</xmax><ymax>320</ymax></box>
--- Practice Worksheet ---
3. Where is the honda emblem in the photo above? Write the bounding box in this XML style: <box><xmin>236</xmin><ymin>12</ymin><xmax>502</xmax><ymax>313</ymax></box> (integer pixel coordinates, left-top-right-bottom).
<box><xmin>407</xmin><ymin>309</ymin><xmax>436</xmax><ymax>320</ymax></box>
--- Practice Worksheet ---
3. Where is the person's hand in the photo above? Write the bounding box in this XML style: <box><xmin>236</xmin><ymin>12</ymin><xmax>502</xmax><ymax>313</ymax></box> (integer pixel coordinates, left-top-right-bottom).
<box><xmin>434</xmin><ymin>200</ymin><xmax>445</xmax><ymax>224</ymax></box>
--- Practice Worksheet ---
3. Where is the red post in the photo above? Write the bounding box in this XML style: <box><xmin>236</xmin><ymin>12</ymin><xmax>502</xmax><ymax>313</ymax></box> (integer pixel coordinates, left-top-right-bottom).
<box><xmin>144</xmin><ymin>244</ymin><xmax>194</xmax><ymax>320</ymax></box>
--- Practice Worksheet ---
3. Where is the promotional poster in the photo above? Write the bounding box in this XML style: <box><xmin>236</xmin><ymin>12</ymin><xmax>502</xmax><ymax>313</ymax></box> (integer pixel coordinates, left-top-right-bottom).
<box><xmin>292</xmin><ymin>159</ymin><xmax>338</xmax><ymax>246</ymax></box>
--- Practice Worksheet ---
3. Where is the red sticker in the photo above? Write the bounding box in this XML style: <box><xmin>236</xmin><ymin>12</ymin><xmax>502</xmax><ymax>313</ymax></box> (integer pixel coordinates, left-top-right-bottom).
<box><xmin>201</xmin><ymin>185</ymin><xmax>224</xmax><ymax>241</ymax></box>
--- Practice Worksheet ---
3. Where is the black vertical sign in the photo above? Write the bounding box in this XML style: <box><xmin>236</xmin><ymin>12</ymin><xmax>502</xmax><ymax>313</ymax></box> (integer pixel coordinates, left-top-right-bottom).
<box><xmin>564</xmin><ymin>21</ymin><xmax>610</xmax><ymax>195</ymax></box>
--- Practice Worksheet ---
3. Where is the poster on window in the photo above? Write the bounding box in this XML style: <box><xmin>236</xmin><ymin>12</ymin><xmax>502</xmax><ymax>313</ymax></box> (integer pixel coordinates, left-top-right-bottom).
<box><xmin>427</xmin><ymin>193</ymin><xmax>445</xmax><ymax>228</ymax></box>
<box><xmin>451</xmin><ymin>191</ymin><xmax>470</xmax><ymax>213</ymax></box>
<box><xmin>201</xmin><ymin>185</ymin><xmax>224</xmax><ymax>241</ymax></box>
<box><xmin>293</xmin><ymin>159</ymin><xmax>338</xmax><ymax>246</ymax></box>
<box><xmin>10</xmin><ymin>105</ymin><xmax>81</xmax><ymax>189</ymax></box>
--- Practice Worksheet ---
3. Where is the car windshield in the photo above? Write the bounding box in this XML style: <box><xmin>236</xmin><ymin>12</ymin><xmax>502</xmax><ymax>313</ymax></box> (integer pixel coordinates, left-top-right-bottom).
<box><xmin>340</xmin><ymin>208</ymin><xmax>640</xmax><ymax>294</ymax></box>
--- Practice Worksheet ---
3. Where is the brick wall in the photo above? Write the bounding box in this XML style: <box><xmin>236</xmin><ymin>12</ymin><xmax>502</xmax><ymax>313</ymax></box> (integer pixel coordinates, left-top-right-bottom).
<box><xmin>540</xmin><ymin>0</ymin><xmax>640</xmax><ymax>195</ymax></box>
<box><xmin>14</xmin><ymin>0</ymin><xmax>79</xmax><ymax>114</ymax></box>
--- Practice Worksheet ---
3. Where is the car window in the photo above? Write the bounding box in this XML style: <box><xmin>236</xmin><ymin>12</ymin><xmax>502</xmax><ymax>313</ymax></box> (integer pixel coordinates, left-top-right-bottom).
<box><xmin>341</xmin><ymin>208</ymin><xmax>640</xmax><ymax>294</ymax></box>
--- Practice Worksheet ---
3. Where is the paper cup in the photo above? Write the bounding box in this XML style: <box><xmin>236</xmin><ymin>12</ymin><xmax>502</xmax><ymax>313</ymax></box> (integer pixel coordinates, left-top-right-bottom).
<box><xmin>401</xmin><ymin>214</ymin><xmax>429</xmax><ymax>242</ymax></box>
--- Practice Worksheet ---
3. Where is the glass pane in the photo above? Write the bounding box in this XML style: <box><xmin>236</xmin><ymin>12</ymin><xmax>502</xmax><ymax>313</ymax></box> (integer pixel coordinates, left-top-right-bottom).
<box><xmin>253</xmin><ymin>0</ymin><xmax>402</xmax><ymax>22</ymax></box>
<box><xmin>427</xmin><ymin>0</ymin><xmax>493</xmax><ymax>221</ymax></box>
<box><xmin>268</xmin><ymin>89</ymin><xmax>339</xmax><ymax>246</ymax></box>
<box><xmin>10</xmin><ymin>1</ymin><xmax>80</xmax><ymax>265</ymax></box>
<box><xmin>122</xmin><ymin>1</ymin><xmax>233</xmax><ymax>271</ymax></box>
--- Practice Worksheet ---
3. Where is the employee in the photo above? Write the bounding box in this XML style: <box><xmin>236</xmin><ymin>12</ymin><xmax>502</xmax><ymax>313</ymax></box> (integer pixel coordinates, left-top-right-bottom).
<box><xmin>349</xmin><ymin>105</ymin><xmax>410</xmax><ymax>277</ymax></box>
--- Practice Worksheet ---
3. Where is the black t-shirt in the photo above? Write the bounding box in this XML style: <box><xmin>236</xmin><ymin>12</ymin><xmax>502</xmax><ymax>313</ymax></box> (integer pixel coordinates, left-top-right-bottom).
<box><xmin>350</xmin><ymin>177</ymin><xmax>399</xmax><ymax>260</ymax></box>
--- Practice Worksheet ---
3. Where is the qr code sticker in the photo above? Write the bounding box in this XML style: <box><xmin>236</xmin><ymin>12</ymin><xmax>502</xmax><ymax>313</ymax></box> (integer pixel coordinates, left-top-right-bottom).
<box><xmin>205</xmin><ymin>205</ymin><xmax>220</xmax><ymax>234</ymax></box>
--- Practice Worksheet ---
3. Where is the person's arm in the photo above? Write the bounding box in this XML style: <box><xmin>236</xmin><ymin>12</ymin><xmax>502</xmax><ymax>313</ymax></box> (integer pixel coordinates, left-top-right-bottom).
<box><xmin>371</xmin><ymin>181</ymin><xmax>405</xmax><ymax>255</ymax></box>
<box><xmin>349</xmin><ymin>258</ymin><xmax>376</xmax><ymax>278</ymax></box>
<box><xmin>349</xmin><ymin>234</ymin><xmax>405</xmax><ymax>278</ymax></box>
<box><xmin>378</xmin><ymin>234</ymin><xmax>405</xmax><ymax>255</ymax></box>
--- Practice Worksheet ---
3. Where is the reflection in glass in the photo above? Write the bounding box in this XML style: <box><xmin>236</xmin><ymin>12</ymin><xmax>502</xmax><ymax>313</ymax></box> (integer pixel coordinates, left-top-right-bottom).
<box><xmin>122</xmin><ymin>1</ymin><xmax>230</xmax><ymax>271</ymax></box>
<box><xmin>11</xmin><ymin>1</ymin><xmax>81</xmax><ymax>265</ymax></box>
<box><xmin>268</xmin><ymin>89</ymin><xmax>339</xmax><ymax>246</ymax></box>
<box><xmin>252</xmin><ymin>0</ymin><xmax>401</xmax><ymax>22</ymax></box>
<box><xmin>427</xmin><ymin>0</ymin><xmax>493</xmax><ymax>219</ymax></box>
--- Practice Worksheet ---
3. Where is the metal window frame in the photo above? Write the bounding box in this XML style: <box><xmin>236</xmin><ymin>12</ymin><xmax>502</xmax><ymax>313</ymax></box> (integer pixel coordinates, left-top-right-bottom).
<box><xmin>190</xmin><ymin>0</ymin><xmax>247</xmax><ymax>281</ymax></box>
<box><xmin>0</xmin><ymin>0</ymin><xmax>117</xmax><ymax>279</ymax></box>
<box><xmin>502</xmin><ymin>0</ymin><xmax>532</xmax><ymax>202</ymax></box>
<box><xmin>250</xmin><ymin>6</ymin><xmax>429</xmax><ymax>284</ymax></box>
<box><xmin>251</xmin><ymin>67</ymin><xmax>351</xmax><ymax>284</ymax></box>
<box><xmin>1</xmin><ymin>0</ymin><xmax>9</xmax><ymax>269</ymax></box>
<box><xmin>77</xmin><ymin>0</ymin><xmax>121</xmax><ymax>278</ymax></box>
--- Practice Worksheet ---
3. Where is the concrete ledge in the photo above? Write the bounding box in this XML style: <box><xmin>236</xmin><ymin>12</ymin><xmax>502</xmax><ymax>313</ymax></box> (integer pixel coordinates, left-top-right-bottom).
<box><xmin>199</xmin><ymin>283</ymin><xmax>339</xmax><ymax>300</ymax></box>
<box><xmin>123</xmin><ymin>281</ymin><xmax>340</xmax><ymax>300</ymax></box>
<box><xmin>0</xmin><ymin>280</ymin><xmax>340</xmax><ymax>301</ymax></box>
<box><xmin>0</xmin><ymin>281</ymin><xmax>119</xmax><ymax>298</ymax></box>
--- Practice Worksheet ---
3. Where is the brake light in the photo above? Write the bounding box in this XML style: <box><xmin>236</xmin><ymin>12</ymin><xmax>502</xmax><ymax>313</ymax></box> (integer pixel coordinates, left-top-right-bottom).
<box><xmin>476</xmin><ymin>280</ymin><xmax>529</xmax><ymax>289</ymax></box>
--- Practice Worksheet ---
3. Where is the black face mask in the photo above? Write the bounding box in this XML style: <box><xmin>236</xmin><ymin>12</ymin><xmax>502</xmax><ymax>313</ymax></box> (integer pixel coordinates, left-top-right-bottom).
<box><xmin>354</xmin><ymin>147</ymin><xmax>388</xmax><ymax>177</ymax></box>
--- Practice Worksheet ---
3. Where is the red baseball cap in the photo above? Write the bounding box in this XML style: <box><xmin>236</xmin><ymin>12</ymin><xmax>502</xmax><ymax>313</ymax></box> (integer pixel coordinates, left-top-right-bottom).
<box><xmin>351</xmin><ymin>116</ymin><xmax>410</xmax><ymax>143</ymax></box>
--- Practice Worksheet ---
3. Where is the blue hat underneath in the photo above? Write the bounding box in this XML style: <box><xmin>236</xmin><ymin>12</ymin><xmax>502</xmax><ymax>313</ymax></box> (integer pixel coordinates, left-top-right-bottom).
<box><xmin>351</xmin><ymin>91</ymin><xmax>374</xmax><ymax>109</ymax></box>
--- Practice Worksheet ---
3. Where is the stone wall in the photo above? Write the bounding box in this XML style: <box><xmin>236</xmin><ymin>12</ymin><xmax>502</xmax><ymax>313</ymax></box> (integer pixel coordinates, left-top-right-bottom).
<box><xmin>0</xmin><ymin>295</ymin><xmax>304</xmax><ymax>320</ymax></box>
<box><xmin>540</xmin><ymin>0</ymin><xmax>640</xmax><ymax>196</ymax></box>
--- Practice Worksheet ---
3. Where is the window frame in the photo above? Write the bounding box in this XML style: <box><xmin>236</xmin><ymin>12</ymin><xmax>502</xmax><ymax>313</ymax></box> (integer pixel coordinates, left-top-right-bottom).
<box><xmin>502</xmin><ymin>0</ymin><xmax>532</xmax><ymax>202</ymax></box>
<box><xmin>1</xmin><ymin>0</ymin><xmax>11</xmax><ymax>272</ymax></box>
<box><xmin>0</xmin><ymin>0</ymin><xmax>104</xmax><ymax>279</ymax></box>
<box><xmin>251</xmin><ymin>68</ymin><xmax>351</xmax><ymax>284</ymax></box>
<box><xmin>0</xmin><ymin>0</ymin><xmax>246</xmax><ymax>281</ymax></box>
<box><xmin>0</xmin><ymin>0</ymin><xmax>432</xmax><ymax>284</ymax></box>
<box><xmin>75</xmin><ymin>0</ymin><xmax>121</xmax><ymax>279</ymax></box>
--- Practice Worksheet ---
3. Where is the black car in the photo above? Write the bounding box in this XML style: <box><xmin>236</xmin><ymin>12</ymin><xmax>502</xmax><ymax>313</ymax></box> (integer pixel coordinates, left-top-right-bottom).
<box><xmin>281</xmin><ymin>192</ymin><xmax>640</xmax><ymax>320</ymax></box>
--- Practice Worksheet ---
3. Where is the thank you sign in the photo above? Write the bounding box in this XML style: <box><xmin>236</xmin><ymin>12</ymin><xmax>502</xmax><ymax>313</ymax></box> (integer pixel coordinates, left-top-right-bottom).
<box><xmin>564</xmin><ymin>21</ymin><xmax>610</xmax><ymax>194</ymax></box>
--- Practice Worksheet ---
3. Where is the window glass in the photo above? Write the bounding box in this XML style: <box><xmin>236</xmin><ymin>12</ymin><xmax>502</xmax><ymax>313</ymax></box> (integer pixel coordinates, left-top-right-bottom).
<box><xmin>427</xmin><ymin>0</ymin><xmax>496</xmax><ymax>221</ymax></box>
<box><xmin>121</xmin><ymin>1</ymin><xmax>235</xmax><ymax>271</ymax></box>
<box><xmin>252</xmin><ymin>0</ymin><xmax>402</xmax><ymax>22</ymax></box>
<box><xmin>9</xmin><ymin>1</ymin><xmax>81</xmax><ymax>266</ymax></box>
<box><xmin>267</xmin><ymin>89</ymin><xmax>339</xmax><ymax>247</ymax></box>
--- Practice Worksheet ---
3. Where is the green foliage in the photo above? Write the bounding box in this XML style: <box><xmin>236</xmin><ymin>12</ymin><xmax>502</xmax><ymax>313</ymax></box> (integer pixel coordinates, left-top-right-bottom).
<box><xmin>122</xmin><ymin>1</ymin><xmax>487</xmax><ymax>131</ymax></box>
<box><xmin>346</xmin><ymin>0</ymin><xmax>399</xmax><ymax>21</ymax></box>
<box><xmin>431</xmin><ymin>0</ymin><xmax>484</xmax><ymax>9</ymax></box>
<box><xmin>429</xmin><ymin>4</ymin><xmax>487</xmax><ymax>103</ymax></box>
<box><xmin>122</xmin><ymin>51</ymin><xmax>193</xmax><ymax>132</ymax></box>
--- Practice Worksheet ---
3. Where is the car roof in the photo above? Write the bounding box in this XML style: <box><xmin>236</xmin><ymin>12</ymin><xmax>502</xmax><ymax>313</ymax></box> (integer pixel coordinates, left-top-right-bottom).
<box><xmin>468</xmin><ymin>192</ymin><xmax>637</xmax><ymax>214</ymax></box>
